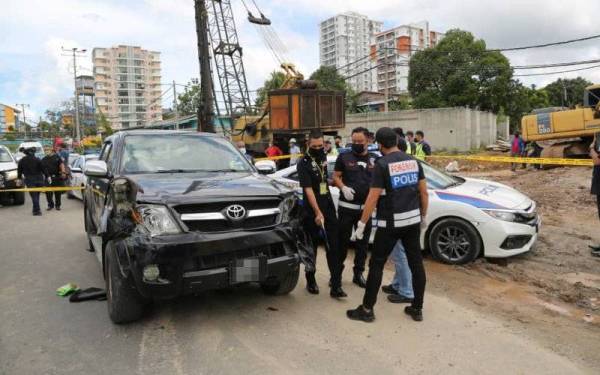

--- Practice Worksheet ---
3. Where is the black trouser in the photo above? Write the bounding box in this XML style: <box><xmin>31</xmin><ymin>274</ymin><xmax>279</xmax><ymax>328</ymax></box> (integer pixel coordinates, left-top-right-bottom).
<box><xmin>596</xmin><ymin>194</ymin><xmax>600</xmax><ymax>221</ymax></box>
<box><xmin>303</xmin><ymin>203</ymin><xmax>342</xmax><ymax>288</ymax></box>
<box><xmin>338</xmin><ymin>207</ymin><xmax>371</xmax><ymax>276</ymax></box>
<box><xmin>363</xmin><ymin>223</ymin><xmax>426</xmax><ymax>310</ymax></box>
<box><xmin>45</xmin><ymin>176</ymin><xmax>65</xmax><ymax>208</ymax></box>
<box><xmin>24</xmin><ymin>176</ymin><xmax>44</xmax><ymax>214</ymax></box>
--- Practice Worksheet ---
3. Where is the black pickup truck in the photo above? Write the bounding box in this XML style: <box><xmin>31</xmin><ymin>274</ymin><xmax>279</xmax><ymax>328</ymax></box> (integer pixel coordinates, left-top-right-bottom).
<box><xmin>83</xmin><ymin>130</ymin><xmax>303</xmax><ymax>323</ymax></box>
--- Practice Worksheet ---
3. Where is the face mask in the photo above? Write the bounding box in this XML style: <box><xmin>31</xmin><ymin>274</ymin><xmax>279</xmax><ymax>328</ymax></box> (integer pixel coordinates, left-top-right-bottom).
<box><xmin>351</xmin><ymin>143</ymin><xmax>365</xmax><ymax>154</ymax></box>
<box><xmin>239</xmin><ymin>148</ymin><xmax>246</xmax><ymax>154</ymax></box>
<box><xmin>308</xmin><ymin>147</ymin><xmax>325</xmax><ymax>159</ymax></box>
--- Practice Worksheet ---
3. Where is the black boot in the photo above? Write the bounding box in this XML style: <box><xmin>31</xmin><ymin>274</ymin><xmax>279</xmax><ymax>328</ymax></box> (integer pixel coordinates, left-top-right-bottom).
<box><xmin>305</xmin><ymin>272</ymin><xmax>319</xmax><ymax>295</ymax></box>
<box><xmin>352</xmin><ymin>272</ymin><xmax>367</xmax><ymax>288</ymax></box>
<box><xmin>404</xmin><ymin>306</ymin><xmax>423</xmax><ymax>322</ymax></box>
<box><xmin>330</xmin><ymin>286</ymin><xmax>347</xmax><ymax>298</ymax></box>
<box><xmin>346</xmin><ymin>305</ymin><xmax>375</xmax><ymax>322</ymax></box>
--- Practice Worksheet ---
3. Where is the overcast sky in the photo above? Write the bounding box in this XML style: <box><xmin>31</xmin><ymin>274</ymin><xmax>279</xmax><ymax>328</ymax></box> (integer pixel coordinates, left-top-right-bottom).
<box><xmin>2</xmin><ymin>0</ymin><xmax>600</xmax><ymax>121</ymax></box>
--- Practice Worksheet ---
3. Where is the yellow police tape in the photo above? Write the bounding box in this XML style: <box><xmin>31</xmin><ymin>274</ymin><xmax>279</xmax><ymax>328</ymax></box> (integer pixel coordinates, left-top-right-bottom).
<box><xmin>1</xmin><ymin>186</ymin><xmax>86</xmax><ymax>193</ymax></box>
<box><xmin>427</xmin><ymin>154</ymin><xmax>593</xmax><ymax>167</ymax></box>
<box><xmin>256</xmin><ymin>153</ymin><xmax>593</xmax><ymax>167</ymax></box>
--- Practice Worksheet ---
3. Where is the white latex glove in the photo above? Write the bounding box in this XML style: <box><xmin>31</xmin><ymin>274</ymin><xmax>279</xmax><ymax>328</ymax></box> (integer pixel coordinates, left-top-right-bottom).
<box><xmin>341</xmin><ymin>185</ymin><xmax>356</xmax><ymax>201</ymax></box>
<box><xmin>420</xmin><ymin>215</ymin><xmax>428</xmax><ymax>230</ymax></box>
<box><xmin>354</xmin><ymin>221</ymin><xmax>366</xmax><ymax>240</ymax></box>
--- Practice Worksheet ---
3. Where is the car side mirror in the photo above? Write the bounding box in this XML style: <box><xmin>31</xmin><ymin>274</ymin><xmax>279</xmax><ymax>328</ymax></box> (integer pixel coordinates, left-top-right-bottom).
<box><xmin>256</xmin><ymin>164</ymin><xmax>275</xmax><ymax>175</ymax></box>
<box><xmin>84</xmin><ymin>160</ymin><xmax>109</xmax><ymax>178</ymax></box>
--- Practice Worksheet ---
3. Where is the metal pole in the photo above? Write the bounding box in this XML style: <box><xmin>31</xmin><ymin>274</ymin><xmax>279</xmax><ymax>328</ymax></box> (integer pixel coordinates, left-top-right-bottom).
<box><xmin>72</xmin><ymin>49</ymin><xmax>82</xmax><ymax>145</ymax></box>
<box><xmin>172</xmin><ymin>80</ymin><xmax>178</xmax><ymax>129</ymax></box>
<box><xmin>195</xmin><ymin>0</ymin><xmax>215</xmax><ymax>133</ymax></box>
<box><xmin>16</xmin><ymin>103</ymin><xmax>29</xmax><ymax>138</ymax></box>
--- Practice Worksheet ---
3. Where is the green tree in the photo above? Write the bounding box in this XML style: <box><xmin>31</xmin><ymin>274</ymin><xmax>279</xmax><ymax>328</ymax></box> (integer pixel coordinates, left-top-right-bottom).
<box><xmin>408</xmin><ymin>29</ymin><xmax>513</xmax><ymax>113</ymax></box>
<box><xmin>255</xmin><ymin>71</ymin><xmax>286</xmax><ymax>108</ymax></box>
<box><xmin>96</xmin><ymin>113</ymin><xmax>113</xmax><ymax>137</ymax></box>
<box><xmin>543</xmin><ymin>77</ymin><xmax>592</xmax><ymax>108</ymax></box>
<box><xmin>309</xmin><ymin>65</ymin><xmax>349</xmax><ymax>92</ymax></box>
<box><xmin>176</xmin><ymin>80</ymin><xmax>201</xmax><ymax>115</ymax></box>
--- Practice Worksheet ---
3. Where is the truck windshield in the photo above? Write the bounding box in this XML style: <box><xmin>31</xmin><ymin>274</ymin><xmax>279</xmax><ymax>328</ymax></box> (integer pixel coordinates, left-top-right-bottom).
<box><xmin>121</xmin><ymin>134</ymin><xmax>253</xmax><ymax>174</ymax></box>
<box><xmin>0</xmin><ymin>148</ymin><xmax>13</xmax><ymax>162</ymax></box>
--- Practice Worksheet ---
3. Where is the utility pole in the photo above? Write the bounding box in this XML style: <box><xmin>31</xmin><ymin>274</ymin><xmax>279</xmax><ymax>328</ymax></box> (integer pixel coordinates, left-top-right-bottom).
<box><xmin>61</xmin><ymin>47</ymin><xmax>87</xmax><ymax>145</ymax></box>
<box><xmin>194</xmin><ymin>0</ymin><xmax>215</xmax><ymax>133</ymax></box>
<box><xmin>16</xmin><ymin>103</ymin><xmax>29</xmax><ymax>138</ymax></box>
<box><xmin>172</xmin><ymin>80</ymin><xmax>179</xmax><ymax>129</ymax></box>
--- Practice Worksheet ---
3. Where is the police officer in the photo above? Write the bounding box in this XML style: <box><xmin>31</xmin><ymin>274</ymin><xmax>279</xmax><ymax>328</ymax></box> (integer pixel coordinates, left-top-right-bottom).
<box><xmin>333</xmin><ymin>126</ymin><xmax>376</xmax><ymax>288</ymax></box>
<box><xmin>297</xmin><ymin>130</ymin><xmax>346</xmax><ymax>298</ymax></box>
<box><xmin>414</xmin><ymin>130</ymin><xmax>431</xmax><ymax>160</ymax></box>
<box><xmin>17</xmin><ymin>147</ymin><xmax>45</xmax><ymax>216</ymax></box>
<box><xmin>347</xmin><ymin>127</ymin><xmax>429</xmax><ymax>322</ymax></box>
<box><xmin>41</xmin><ymin>146</ymin><xmax>66</xmax><ymax>211</ymax></box>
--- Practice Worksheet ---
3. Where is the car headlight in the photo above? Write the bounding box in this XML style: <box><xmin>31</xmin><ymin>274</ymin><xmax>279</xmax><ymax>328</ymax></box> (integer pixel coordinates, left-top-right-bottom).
<box><xmin>5</xmin><ymin>170</ymin><xmax>17</xmax><ymax>181</ymax></box>
<box><xmin>483</xmin><ymin>209</ymin><xmax>517</xmax><ymax>222</ymax></box>
<box><xmin>137</xmin><ymin>204</ymin><xmax>181</xmax><ymax>236</ymax></box>
<box><xmin>278</xmin><ymin>195</ymin><xmax>297</xmax><ymax>223</ymax></box>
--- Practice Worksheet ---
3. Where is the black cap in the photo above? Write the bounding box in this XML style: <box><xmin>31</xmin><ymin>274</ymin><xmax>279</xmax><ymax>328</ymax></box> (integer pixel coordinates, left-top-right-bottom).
<box><xmin>375</xmin><ymin>127</ymin><xmax>398</xmax><ymax>148</ymax></box>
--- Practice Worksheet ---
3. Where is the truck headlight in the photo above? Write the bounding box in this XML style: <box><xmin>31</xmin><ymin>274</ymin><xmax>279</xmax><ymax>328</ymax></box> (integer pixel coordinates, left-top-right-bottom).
<box><xmin>483</xmin><ymin>209</ymin><xmax>517</xmax><ymax>222</ymax></box>
<box><xmin>278</xmin><ymin>195</ymin><xmax>297</xmax><ymax>223</ymax></box>
<box><xmin>137</xmin><ymin>204</ymin><xmax>181</xmax><ymax>236</ymax></box>
<box><xmin>5</xmin><ymin>170</ymin><xmax>17</xmax><ymax>181</ymax></box>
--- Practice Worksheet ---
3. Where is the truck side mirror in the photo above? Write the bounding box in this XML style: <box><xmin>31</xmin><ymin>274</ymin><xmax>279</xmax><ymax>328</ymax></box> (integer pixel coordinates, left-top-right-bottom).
<box><xmin>84</xmin><ymin>160</ymin><xmax>109</xmax><ymax>178</ymax></box>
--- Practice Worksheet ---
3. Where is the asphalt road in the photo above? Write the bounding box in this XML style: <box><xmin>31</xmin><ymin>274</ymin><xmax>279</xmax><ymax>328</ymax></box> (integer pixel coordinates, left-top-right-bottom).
<box><xmin>0</xmin><ymin>196</ymin><xmax>590</xmax><ymax>374</ymax></box>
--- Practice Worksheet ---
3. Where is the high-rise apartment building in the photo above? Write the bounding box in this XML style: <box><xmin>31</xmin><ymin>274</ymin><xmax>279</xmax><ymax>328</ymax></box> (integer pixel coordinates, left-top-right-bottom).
<box><xmin>319</xmin><ymin>12</ymin><xmax>383</xmax><ymax>92</ymax></box>
<box><xmin>92</xmin><ymin>45</ymin><xmax>162</xmax><ymax>129</ymax></box>
<box><xmin>371</xmin><ymin>21</ymin><xmax>444</xmax><ymax>95</ymax></box>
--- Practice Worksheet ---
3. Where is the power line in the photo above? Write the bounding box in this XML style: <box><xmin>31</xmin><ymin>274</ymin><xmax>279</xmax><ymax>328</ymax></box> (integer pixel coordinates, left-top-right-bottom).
<box><xmin>514</xmin><ymin>63</ymin><xmax>600</xmax><ymax>77</ymax></box>
<box><xmin>491</xmin><ymin>33</ymin><xmax>600</xmax><ymax>52</ymax></box>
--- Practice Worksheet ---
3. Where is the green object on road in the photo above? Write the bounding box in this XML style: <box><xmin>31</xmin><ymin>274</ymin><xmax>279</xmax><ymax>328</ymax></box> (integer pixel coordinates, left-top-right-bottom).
<box><xmin>56</xmin><ymin>283</ymin><xmax>79</xmax><ymax>297</ymax></box>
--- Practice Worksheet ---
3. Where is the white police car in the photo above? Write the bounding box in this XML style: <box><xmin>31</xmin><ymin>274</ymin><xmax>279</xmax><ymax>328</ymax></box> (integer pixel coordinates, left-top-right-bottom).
<box><xmin>268</xmin><ymin>155</ymin><xmax>540</xmax><ymax>264</ymax></box>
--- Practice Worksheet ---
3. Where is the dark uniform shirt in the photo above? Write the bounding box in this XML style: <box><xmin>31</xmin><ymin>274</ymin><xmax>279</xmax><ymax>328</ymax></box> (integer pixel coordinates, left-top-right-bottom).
<box><xmin>17</xmin><ymin>154</ymin><xmax>44</xmax><ymax>180</ymax></box>
<box><xmin>334</xmin><ymin>151</ymin><xmax>377</xmax><ymax>209</ymax></box>
<box><xmin>41</xmin><ymin>153</ymin><xmax>63</xmax><ymax>177</ymax></box>
<box><xmin>371</xmin><ymin>151</ymin><xmax>425</xmax><ymax>229</ymax></box>
<box><xmin>297</xmin><ymin>154</ymin><xmax>334</xmax><ymax>216</ymax></box>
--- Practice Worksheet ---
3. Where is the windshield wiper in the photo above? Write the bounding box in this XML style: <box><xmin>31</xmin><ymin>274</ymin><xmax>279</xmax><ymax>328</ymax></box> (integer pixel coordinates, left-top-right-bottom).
<box><xmin>155</xmin><ymin>169</ymin><xmax>198</xmax><ymax>173</ymax></box>
<box><xmin>198</xmin><ymin>168</ymin><xmax>244</xmax><ymax>173</ymax></box>
<box><xmin>445</xmin><ymin>180</ymin><xmax>463</xmax><ymax>189</ymax></box>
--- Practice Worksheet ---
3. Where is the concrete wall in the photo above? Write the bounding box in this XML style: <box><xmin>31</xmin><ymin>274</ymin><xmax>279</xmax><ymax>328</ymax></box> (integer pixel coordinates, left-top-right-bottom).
<box><xmin>339</xmin><ymin>107</ymin><xmax>499</xmax><ymax>152</ymax></box>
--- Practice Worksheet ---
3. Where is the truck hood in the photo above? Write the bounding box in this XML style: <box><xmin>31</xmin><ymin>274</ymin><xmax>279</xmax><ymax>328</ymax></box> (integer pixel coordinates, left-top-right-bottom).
<box><xmin>127</xmin><ymin>172</ymin><xmax>291</xmax><ymax>204</ymax></box>
<box><xmin>435</xmin><ymin>177</ymin><xmax>533</xmax><ymax>210</ymax></box>
<box><xmin>0</xmin><ymin>161</ymin><xmax>17</xmax><ymax>172</ymax></box>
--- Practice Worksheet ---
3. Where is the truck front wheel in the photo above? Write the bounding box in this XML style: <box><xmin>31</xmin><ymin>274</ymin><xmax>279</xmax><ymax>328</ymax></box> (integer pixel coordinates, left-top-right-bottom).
<box><xmin>260</xmin><ymin>266</ymin><xmax>300</xmax><ymax>295</ymax></box>
<box><xmin>105</xmin><ymin>240</ymin><xmax>145</xmax><ymax>324</ymax></box>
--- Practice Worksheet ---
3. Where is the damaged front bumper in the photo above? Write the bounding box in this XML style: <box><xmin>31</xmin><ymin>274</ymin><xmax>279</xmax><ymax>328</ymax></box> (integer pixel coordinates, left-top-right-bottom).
<box><xmin>113</xmin><ymin>224</ymin><xmax>300</xmax><ymax>299</ymax></box>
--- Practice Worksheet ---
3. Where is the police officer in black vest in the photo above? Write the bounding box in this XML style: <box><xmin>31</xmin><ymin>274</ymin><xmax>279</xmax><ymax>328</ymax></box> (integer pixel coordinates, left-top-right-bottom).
<box><xmin>347</xmin><ymin>127</ymin><xmax>429</xmax><ymax>322</ymax></box>
<box><xmin>333</xmin><ymin>127</ymin><xmax>376</xmax><ymax>288</ymax></box>
<box><xmin>297</xmin><ymin>130</ymin><xmax>346</xmax><ymax>298</ymax></box>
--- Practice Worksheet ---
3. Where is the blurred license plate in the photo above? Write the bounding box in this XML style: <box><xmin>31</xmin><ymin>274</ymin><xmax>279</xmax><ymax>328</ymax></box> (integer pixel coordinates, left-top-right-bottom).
<box><xmin>229</xmin><ymin>256</ymin><xmax>267</xmax><ymax>284</ymax></box>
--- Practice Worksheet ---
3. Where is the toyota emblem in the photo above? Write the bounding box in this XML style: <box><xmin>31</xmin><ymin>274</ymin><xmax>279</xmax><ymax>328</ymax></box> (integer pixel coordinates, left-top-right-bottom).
<box><xmin>225</xmin><ymin>204</ymin><xmax>246</xmax><ymax>221</ymax></box>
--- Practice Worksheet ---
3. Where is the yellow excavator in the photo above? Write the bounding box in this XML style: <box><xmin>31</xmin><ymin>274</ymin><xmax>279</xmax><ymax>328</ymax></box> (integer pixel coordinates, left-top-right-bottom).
<box><xmin>231</xmin><ymin>62</ymin><xmax>345</xmax><ymax>156</ymax></box>
<box><xmin>521</xmin><ymin>84</ymin><xmax>600</xmax><ymax>158</ymax></box>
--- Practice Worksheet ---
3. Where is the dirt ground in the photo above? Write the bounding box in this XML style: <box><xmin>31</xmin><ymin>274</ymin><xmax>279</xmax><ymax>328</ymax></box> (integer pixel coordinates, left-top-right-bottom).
<box><xmin>422</xmin><ymin>159</ymin><xmax>600</xmax><ymax>370</ymax></box>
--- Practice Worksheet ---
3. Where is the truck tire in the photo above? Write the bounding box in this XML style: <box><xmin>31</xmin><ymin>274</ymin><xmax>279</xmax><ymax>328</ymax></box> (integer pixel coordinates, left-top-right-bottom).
<box><xmin>428</xmin><ymin>218</ymin><xmax>482</xmax><ymax>265</ymax></box>
<box><xmin>260</xmin><ymin>266</ymin><xmax>300</xmax><ymax>295</ymax></box>
<box><xmin>12</xmin><ymin>192</ymin><xmax>25</xmax><ymax>205</ymax></box>
<box><xmin>0</xmin><ymin>193</ymin><xmax>11</xmax><ymax>206</ymax></box>
<box><xmin>105</xmin><ymin>240</ymin><xmax>145</xmax><ymax>324</ymax></box>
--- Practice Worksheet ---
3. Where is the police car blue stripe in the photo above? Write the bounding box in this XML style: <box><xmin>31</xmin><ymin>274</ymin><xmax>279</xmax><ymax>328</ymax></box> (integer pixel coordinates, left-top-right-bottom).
<box><xmin>435</xmin><ymin>191</ymin><xmax>506</xmax><ymax>209</ymax></box>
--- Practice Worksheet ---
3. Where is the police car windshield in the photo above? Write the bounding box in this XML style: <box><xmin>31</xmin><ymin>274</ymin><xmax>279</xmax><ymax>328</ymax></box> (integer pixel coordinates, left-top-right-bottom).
<box><xmin>421</xmin><ymin>162</ymin><xmax>463</xmax><ymax>189</ymax></box>
<box><xmin>120</xmin><ymin>134</ymin><xmax>253</xmax><ymax>174</ymax></box>
<box><xmin>0</xmin><ymin>148</ymin><xmax>13</xmax><ymax>162</ymax></box>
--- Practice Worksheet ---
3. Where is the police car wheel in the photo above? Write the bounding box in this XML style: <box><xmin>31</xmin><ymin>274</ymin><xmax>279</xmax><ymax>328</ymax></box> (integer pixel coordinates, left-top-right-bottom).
<box><xmin>429</xmin><ymin>218</ymin><xmax>481</xmax><ymax>265</ymax></box>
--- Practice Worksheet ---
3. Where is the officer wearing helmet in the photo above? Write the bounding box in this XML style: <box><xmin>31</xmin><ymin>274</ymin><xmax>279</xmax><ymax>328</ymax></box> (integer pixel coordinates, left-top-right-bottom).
<box><xmin>17</xmin><ymin>147</ymin><xmax>45</xmax><ymax>216</ymax></box>
<box><xmin>289</xmin><ymin>138</ymin><xmax>301</xmax><ymax>166</ymax></box>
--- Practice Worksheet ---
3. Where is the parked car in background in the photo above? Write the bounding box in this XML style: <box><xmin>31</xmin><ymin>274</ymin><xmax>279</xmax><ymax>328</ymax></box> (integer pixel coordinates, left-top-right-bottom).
<box><xmin>67</xmin><ymin>154</ymin><xmax>99</xmax><ymax>200</ymax></box>
<box><xmin>15</xmin><ymin>141</ymin><xmax>44</xmax><ymax>161</ymax></box>
<box><xmin>0</xmin><ymin>145</ymin><xmax>25</xmax><ymax>206</ymax></box>
<box><xmin>269</xmin><ymin>155</ymin><xmax>540</xmax><ymax>264</ymax></box>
